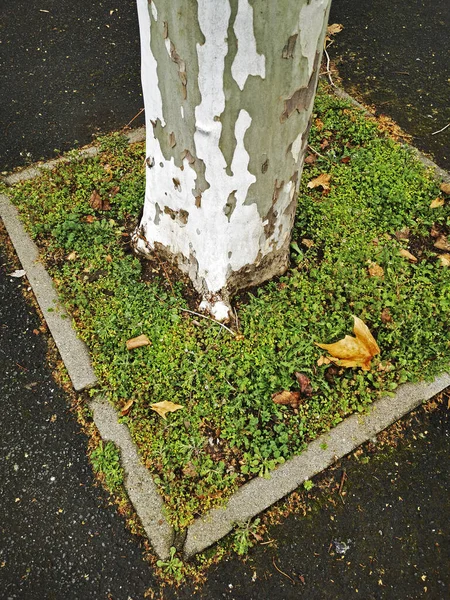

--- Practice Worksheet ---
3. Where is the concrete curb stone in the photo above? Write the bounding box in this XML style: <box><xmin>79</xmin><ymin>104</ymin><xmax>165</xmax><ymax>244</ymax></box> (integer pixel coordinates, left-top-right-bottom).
<box><xmin>89</xmin><ymin>396</ymin><xmax>174</xmax><ymax>560</ymax></box>
<box><xmin>0</xmin><ymin>193</ymin><xmax>97</xmax><ymax>391</ymax></box>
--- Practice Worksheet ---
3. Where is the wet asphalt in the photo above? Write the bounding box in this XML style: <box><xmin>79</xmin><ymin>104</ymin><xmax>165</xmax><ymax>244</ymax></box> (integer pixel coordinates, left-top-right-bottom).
<box><xmin>1</xmin><ymin>1</ymin><xmax>450</xmax><ymax>598</ymax></box>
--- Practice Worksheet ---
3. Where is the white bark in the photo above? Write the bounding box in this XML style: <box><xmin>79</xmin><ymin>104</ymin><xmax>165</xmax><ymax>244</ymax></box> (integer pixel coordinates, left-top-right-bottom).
<box><xmin>135</xmin><ymin>0</ymin><xmax>331</xmax><ymax>320</ymax></box>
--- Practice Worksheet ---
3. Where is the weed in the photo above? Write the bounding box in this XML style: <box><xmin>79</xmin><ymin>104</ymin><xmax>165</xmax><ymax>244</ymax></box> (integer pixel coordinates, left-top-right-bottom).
<box><xmin>90</xmin><ymin>440</ymin><xmax>124</xmax><ymax>492</ymax></box>
<box><xmin>231</xmin><ymin>518</ymin><xmax>261</xmax><ymax>555</ymax></box>
<box><xmin>156</xmin><ymin>547</ymin><xmax>184</xmax><ymax>583</ymax></box>
<box><xmin>303</xmin><ymin>479</ymin><xmax>314</xmax><ymax>491</ymax></box>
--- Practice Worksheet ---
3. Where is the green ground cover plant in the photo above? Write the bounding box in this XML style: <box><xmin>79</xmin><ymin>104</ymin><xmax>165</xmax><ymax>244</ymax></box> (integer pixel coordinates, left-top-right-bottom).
<box><xmin>7</xmin><ymin>83</ymin><xmax>450</xmax><ymax>531</ymax></box>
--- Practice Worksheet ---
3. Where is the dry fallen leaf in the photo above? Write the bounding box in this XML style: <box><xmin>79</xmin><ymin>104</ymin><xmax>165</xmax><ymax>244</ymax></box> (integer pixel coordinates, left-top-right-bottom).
<box><xmin>121</xmin><ymin>399</ymin><xmax>134</xmax><ymax>416</ymax></box>
<box><xmin>301</xmin><ymin>238</ymin><xmax>315</xmax><ymax>248</ymax></box>
<box><xmin>438</xmin><ymin>254</ymin><xmax>450</xmax><ymax>267</ymax></box>
<box><xmin>394</xmin><ymin>228</ymin><xmax>410</xmax><ymax>240</ymax></box>
<box><xmin>126</xmin><ymin>334</ymin><xmax>151</xmax><ymax>350</ymax></box>
<box><xmin>67</xmin><ymin>251</ymin><xmax>78</xmax><ymax>261</ymax></box>
<box><xmin>327</xmin><ymin>23</ymin><xmax>344</xmax><ymax>36</ymax></box>
<box><xmin>317</xmin><ymin>355</ymin><xmax>331</xmax><ymax>366</ymax></box>
<box><xmin>381</xmin><ymin>308</ymin><xmax>392</xmax><ymax>324</ymax></box>
<box><xmin>272</xmin><ymin>390</ymin><xmax>302</xmax><ymax>409</ymax></box>
<box><xmin>304</xmin><ymin>153</ymin><xmax>317</xmax><ymax>165</ymax></box>
<box><xmin>89</xmin><ymin>190</ymin><xmax>111</xmax><ymax>211</ymax></box>
<box><xmin>307</xmin><ymin>173</ymin><xmax>331</xmax><ymax>191</ymax></box>
<box><xmin>315</xmin><ymin>316</ymin><xmax>380</xmax><ymax>371</ymax></box>
<box><xmin>430</xmin><ymin>197</ymin><xmax>445</xmax><ymax>208</ymax></box>
<box><xmin>440</xmin><ymin>182</ymin><xmax>450</xmax><ymax>195</ymax></box>
<box><xmin>434</xmin><ymin>235</ymin><xmax>450</xmax><ymax>252</ymax></box>
<box><xmin>150</xmin><ymin>400</ymin><xmax>183</xmax><ymax>420</ymax></box>
<box><xmin>368</xmin><ymin>262</ymin><xmax>384</xmax><ymax>278</ymax></box>
<box><xmin>8</xmin><ymin>269</ymin><xmax>26</xmax><ymax>278</ymax></box>
<box><xmin>294</xmin><ymin>372</ymin><xmax>313</xmax><ymax>397</ymax></box>
<box><xmin>399</xmin><ymin>248</ymin><xmax>418</xmax><ymax>262</ymax></box>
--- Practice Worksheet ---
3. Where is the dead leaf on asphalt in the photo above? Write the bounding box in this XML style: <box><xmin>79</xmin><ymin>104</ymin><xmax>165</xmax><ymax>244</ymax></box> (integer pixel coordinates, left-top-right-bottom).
<box><xmin>126</xmin><ymin>334</ymin><xmax>151</xmax><ymax>350</ymax></box>
<box><xmin>434</xmin><ymin>235</ymin><xmax>450</xmax><ymax>252</ymax></box>
<box><xmin>150</xmin><ymin>400</ymin><xmax>183</xmax><ymax>420</ymax></box>
<box><xmin>8</xmin><ymin>269</ymin><xmax>26</xmax><ymax>278</ymax></box>
<box><xmin>327</xmin><ymin>23</ymin><xmax>344</xmax><ymax>36</ymax></box>
<box><xmin>440</xmin><ymin>182</ymin><xmax>450</xmax><ymax>195</ymax></box>
<box><xmin>272</xmin><ymin>390</ymin><xmax>302</xmax><ymax>409</ymax></box>
<box><xmin>438</xmin><ymin>253</ymin><xmax>450</xmax><ymax>267</ymax></box>
<box><xmin>315</xmin><ymin>316</ymin><xmax>380</xmax><ymax>371</ymax></box>
<box><xmin>307</xmin><ymin>173</ymin><xmax>331</xmax><ymax>191</ymax></box>
<box><xmin>399</xmin><ymin>248</ymin><xmax>418</xmax><ymax>262</ymax></box>
<box><xmin>121</xmin><ymin>399</ymin><xmax>134</xmax><ymax>416</ymax></box>
<box><xmin>430</xmin><ymin>197</ymin><xmax>445</xmax><ymax>208</ymax></box>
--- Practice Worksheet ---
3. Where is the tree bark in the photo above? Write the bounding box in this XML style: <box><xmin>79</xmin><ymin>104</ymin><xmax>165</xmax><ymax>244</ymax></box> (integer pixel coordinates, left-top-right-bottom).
<box><xmin>135</xmin><ymin>0</ymin><xmax>331</xmax><ymax>320</ymax></box>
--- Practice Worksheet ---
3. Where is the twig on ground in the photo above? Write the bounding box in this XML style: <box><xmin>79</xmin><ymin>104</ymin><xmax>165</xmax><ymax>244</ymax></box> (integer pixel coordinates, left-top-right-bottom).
<box><xmin>121</xmin><ymin>108</ymin><xmax>145</xmax><ymax>132</ymax></box>
<box><xmin>431</xmin><ymin>122</ymin><xmax>450</xmax><ymax>136</ymax></box>
<box><xmin>180</xmin><ymin>308</ymin><xmax>236</xmax><ymax>336</ymax></box>
<box><xmin>338</xmin><ymin>469</ymin><xmax>347</xmax><ymax>503</ymax></box>
<box><xmin>323</xmin><ymin>39</ymin><xmax>335</xmax><ymax>87</ymax></box>
<box><xmin>272</xmin><ymin>556</ymin><xmax>295</xmax><ymax>585</ymax></box>
<box><xmin>307</xmin><ymin>144</ymin><xmax>329</xmax><ymax>160</ymax></box>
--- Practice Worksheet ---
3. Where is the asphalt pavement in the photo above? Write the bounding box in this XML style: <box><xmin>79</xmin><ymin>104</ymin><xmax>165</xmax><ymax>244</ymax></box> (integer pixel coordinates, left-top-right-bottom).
<box><xmin>1</xmin><ymin>1</ymin><xmax>449</xmax><ymax>598</ymax></box>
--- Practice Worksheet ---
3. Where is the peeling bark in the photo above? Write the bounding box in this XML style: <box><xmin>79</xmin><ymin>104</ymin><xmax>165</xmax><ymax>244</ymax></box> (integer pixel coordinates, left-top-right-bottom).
<box><xmin>135</xmin><ymin>0</ymin><xmax>331</xmax><ymax>319</ymax></box>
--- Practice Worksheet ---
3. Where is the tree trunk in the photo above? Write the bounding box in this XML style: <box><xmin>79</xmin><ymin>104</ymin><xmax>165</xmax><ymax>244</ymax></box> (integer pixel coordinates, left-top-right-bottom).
<box><xmin>135</xmin><ymin>0</ymin><xmax>331</xmax><ymax>320</ymax></box>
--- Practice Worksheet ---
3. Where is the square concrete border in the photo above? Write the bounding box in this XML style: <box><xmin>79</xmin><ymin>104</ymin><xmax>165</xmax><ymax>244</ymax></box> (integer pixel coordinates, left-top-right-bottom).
<box><xmin>1</xmin><ymin>120</ymin><xmax>449</xmax><ymax>561</ymax></box>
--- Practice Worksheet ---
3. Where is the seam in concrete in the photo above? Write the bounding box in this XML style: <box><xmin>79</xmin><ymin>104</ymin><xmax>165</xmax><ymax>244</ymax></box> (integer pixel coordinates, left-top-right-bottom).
<box><xmin>183</xmin><ymin>372</ymin><xmax>450</xmax><ymax>557</ymax></box>
<box><xmin>0</xmin><ymin>193</ymin><xmax>97</xmax><ymax>392</ymax></box>
<box><xmin>88</xmin><ymin>396</ymin><xmax>174</xmax><ymax>560</ymax></box>
<box><xmin>2</xmin><ymin>127</ymin><xmax>146</xmax><ymax>186</ymax></box>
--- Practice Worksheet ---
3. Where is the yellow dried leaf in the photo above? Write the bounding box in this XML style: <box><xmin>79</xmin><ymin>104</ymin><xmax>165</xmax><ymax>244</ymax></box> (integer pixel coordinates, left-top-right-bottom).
<box><xmin>399</xmin><ymin>248</ymin><xmax>418</xmax><ymax>262</ymax></box>
<box><xmin>150</xmin><ymin>400</ymin><xmax>183</xmax><ymax>420</ymax></box>
<box><xmin>327</xmin><ymin>23</ymin><xmax>344</xmax><ymax>36</ymax></box>
<box><xmin>126</xmin><ymin>334</ymin><xmax>151</xmax><ymax>350</ymax></box>
<box><xmin>430</xmin><ymin>197</ymin><xmax>445</xmax><ymax>208</ymax></box>
<box><xmin>307</xmin><ymin>173</ymin><xmax>331</xmax><ymax>190</ymax></box>
<box><xmin>317</xmin><ymin>355</ymin><xmax>331</xmax><ymax>366</ymax></box>
<box><xmin>121</xmin><ymin>399</ymin><xmax>134</xmax><ymax>416</ymax></box>
<box><xmin>434</xmin><ymin>235</ymin><xmax>450</xmax><ymax>252</ymax></box>
<box><xmin>440</xmin><ymin>182</ymin><xmax>450</xmax><ymax>195</ymax></box>
<box><xmin>438</xmin><ymin>254</ymin><xmax>450</xmax><ymax>267</ymax></box>
<box><xmin>66</xmin><ymin>251</ymin><xmax>78</xmax><ymax>261</ymax></box>
<box><xmin>315</xmin><ymin>316</ymin><xmax>380</xmax><ymax>371</ymax></box>
<box><xmin>368</xmin><ymin>262</ymin><xmax>384</xmax><ymax>277</ymax></box>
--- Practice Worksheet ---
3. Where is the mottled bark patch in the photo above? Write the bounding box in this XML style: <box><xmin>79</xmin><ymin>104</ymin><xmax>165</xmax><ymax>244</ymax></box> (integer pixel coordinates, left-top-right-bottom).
<box><xmin>282</xmin><ymin>33</ymin><xmax>298</xmax><ymax>59</ymax></box>
<box><xmin>224</xmin><ymin>190</ymin><xmax>237</xmax><ymax>221</ymax></box>
<box><xmin>280</xmin><ymin>53</ymin><xmax>320</xmax><ymax>123</ymax></box>
<box><xmin>164</xmin><ymin>21</ymin><xmax>188</xmax><ymax>100</ymax></box>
